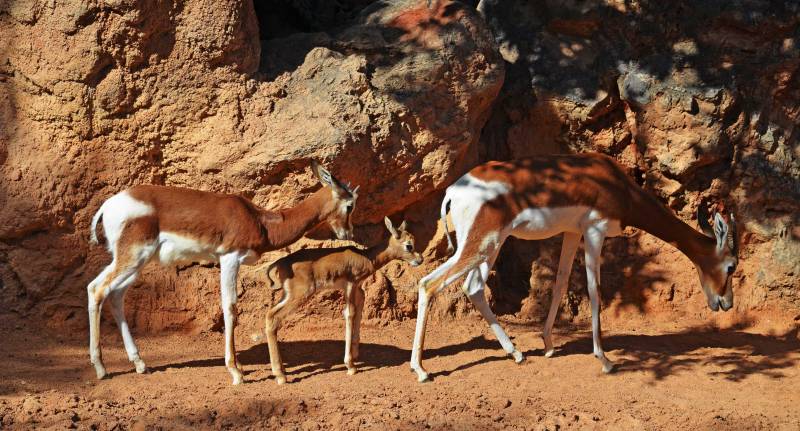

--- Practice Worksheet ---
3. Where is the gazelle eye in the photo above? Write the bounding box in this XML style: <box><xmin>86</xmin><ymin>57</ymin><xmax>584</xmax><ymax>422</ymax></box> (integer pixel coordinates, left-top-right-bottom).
<box><xmin>404</xmin><ymin>243</ymin><xmax>413</xmax><ymax>252</ymax></box>
<box><xmin>726</xmin><ymin>264</ymin><xmax>735</xmax><ymax>275</ymax></box>
<box><xmin>345</xmin><ymin>204</ymin><xmax>353</xmax><ymax>213</ymax></box>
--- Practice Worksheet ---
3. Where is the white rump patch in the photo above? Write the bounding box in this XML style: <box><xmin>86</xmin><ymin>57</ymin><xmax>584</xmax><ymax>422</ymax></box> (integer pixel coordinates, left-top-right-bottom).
<box><xmin>100</xmin><ymin>191</ymin><xmax>155</xmax><ymax>251</ymax></box>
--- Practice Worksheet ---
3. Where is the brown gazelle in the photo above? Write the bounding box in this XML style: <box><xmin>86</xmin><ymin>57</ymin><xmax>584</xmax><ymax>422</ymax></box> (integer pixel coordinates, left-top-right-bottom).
<box><xmin>261</xmin><ymin>217</ymin><xmax>422</xmax><ymax>384</ymax></box>
<box><xmin>411</xmin><ymin>153</ymin><xmax>738</xmax><ymax>382</ymax></box>
<box><xmin>87</xmin><ymin>161</ymin><xmax>358</xmax><ymax>385</ymax></box>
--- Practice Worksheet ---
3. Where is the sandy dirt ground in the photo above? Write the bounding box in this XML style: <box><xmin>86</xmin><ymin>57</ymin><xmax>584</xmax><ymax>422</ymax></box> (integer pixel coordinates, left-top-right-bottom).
<box><xmin>1</xmin><ymin>311</ymin><xmax>799</xmax><ymax>430</ymax></box>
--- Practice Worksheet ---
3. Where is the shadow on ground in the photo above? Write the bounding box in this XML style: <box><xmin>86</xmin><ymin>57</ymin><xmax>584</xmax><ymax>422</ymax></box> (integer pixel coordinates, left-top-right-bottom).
<box><xmin>145</xmin><ymin>325</ymin><xmax>800</xmax><ymax>384</ymax></box>
<box><xmin>553</xmin><ymin>325</ymin><xmax>800</xmax><ymax>382</ymax></box>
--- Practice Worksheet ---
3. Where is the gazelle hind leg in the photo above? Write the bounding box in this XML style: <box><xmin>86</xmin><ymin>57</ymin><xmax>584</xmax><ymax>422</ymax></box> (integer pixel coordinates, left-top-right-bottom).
<box><xmin>411</xmin><ymin>242</ymin><xmax>491</xmax><ymax>383</ymax></box>
<box><xmin>467</xmin><ymin>262</ymin><xmax>523</xmax><ymax>363</ymax></box>
<box><xmin>107</xmin><ymin>276</ymin><xmax>146</xmax><ymax>374</ymax></box>
<box><xmin>87</xmin><ymin>264</ymin><xmax>114</xmax><ymax>379</ymax></box>
<box><xmin>87</xmin><ymin>241</ymin><xmax>155</xmax><ymax>379</ymax></box>
<box><xmin>265</xmin><ymin>281</ymin><xmax>296</xmax><ymax>385</ymax></box>
<box><xmin>410</xmin><ymin>247</ymin><xmax>465</xmax><ymax>381</ymax></box>
<box><xmin>542</xmin><ymin>232</ymin><xmax>581</xmax><ymax>358</ymax></box>
<box><xmin>410</xmin><ymin>285</ymin><xmax>432</xmax><ymax>383</ymax></box>
<box><xmin>583</xmin><ymin>225</ymin><xmax>615</xmax><ymax>373</ymax></box>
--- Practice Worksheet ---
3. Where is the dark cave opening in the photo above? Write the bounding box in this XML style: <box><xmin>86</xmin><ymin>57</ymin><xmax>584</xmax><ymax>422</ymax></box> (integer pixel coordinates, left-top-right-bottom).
<box><xmin>252</xmin><ymin>0</ymin><xmax>377</xmax><ymax>41</ymax></box>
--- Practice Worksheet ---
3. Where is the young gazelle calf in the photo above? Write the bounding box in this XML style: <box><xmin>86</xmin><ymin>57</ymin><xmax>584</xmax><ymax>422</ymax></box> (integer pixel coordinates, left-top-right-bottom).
<box><xmin>87</xmin><ymin>161</ymin><xmax>357</xmax><ymax>385</ymax></box>
<box><xmin>411</xmin><ymin>153</ymin><xmax>738</xmax><ymax>382</ymax></box>
<box><xmin>262</xmin><ymin>217</ymin><xmax>422</xmax><ymax>384</ymax></box>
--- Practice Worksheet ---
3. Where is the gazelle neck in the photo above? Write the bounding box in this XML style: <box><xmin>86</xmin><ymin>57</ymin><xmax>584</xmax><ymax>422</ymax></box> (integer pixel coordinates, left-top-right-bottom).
<box><xmin>629</xmin><ymin>193</ymin><xmax>717</xmax><ymax>267</ymax></box>
<box><xmin>263</xmin><ymin>189</ymin><xmax>329</xmax><ymax>249</ymax></box>
<box><xmin>366</xmin><ymin>239</ymin><xmax>395</xmax><ymax>269</ymax></box>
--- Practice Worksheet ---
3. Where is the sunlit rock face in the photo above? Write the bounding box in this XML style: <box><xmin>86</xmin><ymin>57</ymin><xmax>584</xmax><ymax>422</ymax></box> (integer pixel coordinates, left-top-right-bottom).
<box><xmin>0</xmin><ymin>0</ymin><xmax>796</xmax><ymax>332</ymax></box>
<box><xmin>475</xmin><ymin>0</ymin><xmax>799</xmax><ymax>322</ymax></box>
<box><xmin>0</xmin><ymin>0</ymin><xmax>503</xmax><ymax>331</ymax></box>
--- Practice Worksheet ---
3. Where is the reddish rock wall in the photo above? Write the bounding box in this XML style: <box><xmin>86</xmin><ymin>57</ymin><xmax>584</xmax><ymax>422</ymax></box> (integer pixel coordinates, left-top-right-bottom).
<box><xmin>0</xmin><ymin>0</ymin><xmax>797</xmax><ymax>335</ymax></box>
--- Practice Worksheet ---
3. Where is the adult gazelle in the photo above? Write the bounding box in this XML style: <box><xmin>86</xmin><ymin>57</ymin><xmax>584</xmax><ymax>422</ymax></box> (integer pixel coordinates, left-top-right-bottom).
<box><xmin>87</xmin><ymin>161</ymin><xmax>358</xmax><ymax>384</ymax></box>
<box><xmin>411</xmin><ymin>153</ymin><xmax>737</xmax><ymax>382</ymax></box>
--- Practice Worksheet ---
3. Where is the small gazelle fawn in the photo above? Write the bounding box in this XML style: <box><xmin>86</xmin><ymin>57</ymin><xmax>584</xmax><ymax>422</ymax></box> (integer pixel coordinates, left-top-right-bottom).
<box><xmin>411</xmin><ymin>153</ymin><xmax>738</xmax><ymax>382</ymax></box>
<box><xmin>259</xmin><ymin>217</ymin><xmax>422</xmax><ymax>384</ymax></box>
<box><xmin>86</xmin><ymin>161</ymin><xmax>358</xmax><ymax>385</ymax></box>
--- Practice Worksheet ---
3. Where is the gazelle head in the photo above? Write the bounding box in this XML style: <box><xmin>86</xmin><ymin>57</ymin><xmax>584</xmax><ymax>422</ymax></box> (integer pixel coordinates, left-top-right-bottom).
<box><xmin>384</xmin><ymin>217</ymin><xmax>423</xmax><ymax>267</ymax></box>
<box><xmin>312</xmin><ymin>161</ymin><xmax>359</xmax><ymax>241</ymax></box>
<box><xmin>695</xmin><ymin>201</ymin><xmax>738</xmax><ymax>312</ymax></box>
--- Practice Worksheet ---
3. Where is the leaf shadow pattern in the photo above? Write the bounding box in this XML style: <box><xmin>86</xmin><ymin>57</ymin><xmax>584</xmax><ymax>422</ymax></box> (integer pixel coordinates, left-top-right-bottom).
<box><xmin>553</xmin><ymin>325</ymin><xmax>800</xmax><ymax>382</ymax></box>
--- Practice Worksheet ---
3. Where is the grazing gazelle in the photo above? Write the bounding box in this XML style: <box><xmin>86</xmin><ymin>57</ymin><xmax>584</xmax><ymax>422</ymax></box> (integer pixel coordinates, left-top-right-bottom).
<box><xmin>411</xmin><ymin>153</ymin><xmax>738</xmax><ymax>382</ymax></box>
<box><xmin>260</xmin><ymin>217</ymin><xmax>422</xmax><ymax>384</ymax></box>
<box><xmin>87</xmin><ymin>161</ymin><xmax>358</xmax><ymax>385</ymax></box>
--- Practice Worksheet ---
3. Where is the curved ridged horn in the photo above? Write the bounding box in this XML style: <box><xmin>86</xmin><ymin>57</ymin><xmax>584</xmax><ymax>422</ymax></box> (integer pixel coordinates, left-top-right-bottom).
<box><xmin>697</xmin><ymin>201</ymin><xmax>714</xmax><ymax>237</ymax></box>
<box><xmin>728</xmin><ymin>214</ymin><xmax>738</xmax><ymax>255</ymax></box>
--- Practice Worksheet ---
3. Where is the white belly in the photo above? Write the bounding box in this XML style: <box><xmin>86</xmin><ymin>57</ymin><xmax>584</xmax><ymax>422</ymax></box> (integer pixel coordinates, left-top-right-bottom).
<box><xmin>508</xmin><ymin>206</ymin><xmax>622</xmax><ymax>240</ymax></box>
<box><xmin>157</xmin><ymin>232</ymin><xmax>219</xmax><ymax>265</ymax></box>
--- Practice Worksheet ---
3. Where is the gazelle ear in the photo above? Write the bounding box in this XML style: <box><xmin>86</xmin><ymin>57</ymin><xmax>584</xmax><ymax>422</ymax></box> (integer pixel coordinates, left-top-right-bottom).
<box><xmin>712</xmin><ymin>212</ymin><xmax>729</xmax><ymax>250</ymax></box>
<box><xmin>384</xmin><ymin>217</ymin><xmax>399</xmax><ymax>238</ymax></box>
<box><xmin>311</xmin><ymin>160</ymin><xmax>333</xmax><ymax>186</ymax></box>
<box><xmin>398</xmin><ymin>220</ymin><xmax>408</xmax><ymax>232</ymax></box>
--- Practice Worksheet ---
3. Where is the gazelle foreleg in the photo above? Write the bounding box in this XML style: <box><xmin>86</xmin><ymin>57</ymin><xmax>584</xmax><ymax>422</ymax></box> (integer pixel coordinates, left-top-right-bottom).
<box><xmin>351</xmin><ymin>285</ymin><xmax>365</xmax><ymax>361</ymax></box>
<box><xmin>583</xmin><ymin>225</ymin><xmax>615</xmax><ymax>373</ymax></box>
<box><xmin>219</xmin><ymin>252</ymin><xmax>244</xmax><ymax>385</ymax></box>
<box><xmin>466</xmin><ymin>261</ymin><xmax>524</xmax><ymax>363</ymax></box>
<box><xmin>343</xmin><ymin>281</ymin><xmax>357</xmax><ymax>375</ymax></box>
<box><xmin>542</xmin><ymin>232</ymin><xmax>581</xmax><ymax>357</ymax></box>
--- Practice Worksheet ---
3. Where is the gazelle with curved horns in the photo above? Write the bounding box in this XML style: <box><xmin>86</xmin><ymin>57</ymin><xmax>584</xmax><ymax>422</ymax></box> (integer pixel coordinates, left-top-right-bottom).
<box><xmin>86</xmin><ymin>161</ymin><xmax>358</xmax><ymax>385</ymax></box>
<box><xmin>411</xmin><ymin>153</ymin><xmax>738</xmax><ymax>382</ymax></box>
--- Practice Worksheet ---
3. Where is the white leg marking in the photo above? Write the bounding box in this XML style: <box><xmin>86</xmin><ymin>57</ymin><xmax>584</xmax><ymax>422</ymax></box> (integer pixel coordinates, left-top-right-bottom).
<box><xmin>88</xmin><ymin>242</ymin><xmax>156</xmax><ymax>379</ymax></box>
<box><xmin>466</xmin><ymin>264</ymin><xmax>523</xmax><ymax>363</ymax></box>
<box><xmin>220</xmin><ymin>252</ymin><xmax>243</xmax><ymax>385</ymax></box>
<box><xmin>583</xmin><ymin>225</ymin><xmax>615</xmax><ymax>373</ymax></box>
<box><xmin>543</xmin><ymin>232</ymin><xmax>581</xmax><ymax>358</ymax></box>
<box><xmin>352</xmin><ymin>286</ymin><xmax>365</xmax><ymax>361</ymax></box>
<box><xmin>343</xmin><ymin>282</ymin><xmax>356</xmax><ymax>375</ymax></box>
<box><xmin>87</xmin><ymin>263</ymin><xmax>114</xmax><ymax>378</ymax></box>
<box><xmin>108</xmin><ymin>279</ymin><xmax>147</xmax><ymax>374</ymax></box>
<box><xmin>411</xmin><ymin>286</ymin><xmax>432</xmax><ymax>382</ymax></box>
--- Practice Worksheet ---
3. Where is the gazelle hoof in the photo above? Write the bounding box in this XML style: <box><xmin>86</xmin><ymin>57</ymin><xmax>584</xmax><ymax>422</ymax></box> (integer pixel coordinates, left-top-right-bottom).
<box><xmin>512</xmin><ymin>350</ymin><xmax>525</xmax><ymax>364</ymax></box>
<box><xmin>602</xmin><ymin>362</ymin><xmax>616</xmax><ymax>374</ymax></box>
<box><xmin>275</xmin><ymin>375</ymin><xmax>287</xmax><ymax>385</ymax></box>
<box><xmin>93</xmin><ymin>363</ymin><xmax>107</xmax><ymax>380</ymax></box>
<box><xmin>230</xmin><ymin>369</ymin><xmax>244</xmax><ymax>385</ymax></box>
<box><xmin>415</xmin><ymin>370</ymin><xmax>430</xmax><ymax>383</ymax></box>
<box><xmin>134</xmin><ymin>359</ymin><xmax>147</xmax><ymax>374</ymax></box>
<box><xmin>347</xmin><ymin>368</ymin><xmax>357</xmax><ymax>376</ymax></box>
<box><xmin>544</xmin><ymin>349</ymin><xmax>555</xmax><ymax>358</ymax></box>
